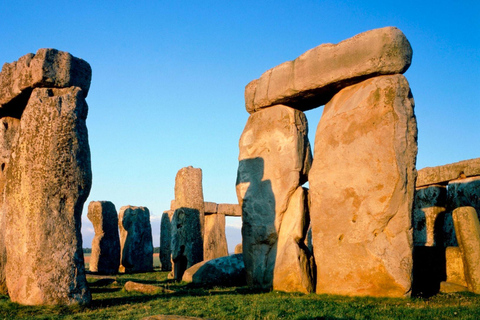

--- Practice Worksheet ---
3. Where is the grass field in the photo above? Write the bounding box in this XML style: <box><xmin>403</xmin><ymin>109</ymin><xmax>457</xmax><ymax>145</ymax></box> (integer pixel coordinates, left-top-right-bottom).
<box><xmin>1</xmin><ymin>270</ymin><xmax>480</xmax><ymax>319</ymax></box>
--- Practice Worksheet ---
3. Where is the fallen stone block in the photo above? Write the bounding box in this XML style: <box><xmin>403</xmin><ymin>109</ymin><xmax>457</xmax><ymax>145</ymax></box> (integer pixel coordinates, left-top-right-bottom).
<box><xmin>182</xmin><ymin>254</ymin><xmax>246</xmax><ymax>287</ymax></box>
<box><xmin>124</xmin><ymin>281</ymin><xmax>174</xmax><ymax>294</ymax></box>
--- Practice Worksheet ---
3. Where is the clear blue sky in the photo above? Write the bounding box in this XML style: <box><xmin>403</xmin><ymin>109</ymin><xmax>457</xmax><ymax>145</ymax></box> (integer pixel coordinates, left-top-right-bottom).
<box><xmin>1</xmin><ymin>1</ymin><xmax>479</xmax><ymax>252</ymax></box>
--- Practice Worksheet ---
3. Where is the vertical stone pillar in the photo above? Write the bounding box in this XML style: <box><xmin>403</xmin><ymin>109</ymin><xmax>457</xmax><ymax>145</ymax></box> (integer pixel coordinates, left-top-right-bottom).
<box><xmin>204</xmin><ymin>212</ymin><xmax>228</xmax><ymax>260</ymax></box>
<box><xmin>4</xmin><ymin>87</ymin><xmax>92</xmax><ymax>305</ymax></box>
<box><xmin>413</xmin><ymin>185</ymin><xmax>447</xmax><ymax>246</ymax></box>
<box><xmin>309</xmin><ymin>75</ymin><xmax>417</xmax><ymax>297</ymax></box>
<box><xmin>236</xmin><ymin>105</ymin><xmax>312</xmax><ymax>290</ymax></box>
<box><xmin>87</xmin><ymin>201</ymin><xmax>120</xmax><ymax>274</ymax></box>
<box><xmin>0</xmin><ymin>117</ymin><xmax>19</xmax><ymax>295</ymax></box>
<box><xmin>171</xmin><ymin>166</ymin><xmax>205</xmax><ymax>280</ymax></box>
<box><xmin>160</xmin><ymin>210</ymin><xmax>174</xmax><ymax>271</ymax></box>
<box><xmin>452</xmin><ymin>206</ymin><xmax>480</xmax><ymax>293</ymax></box>
<box><xmin>118</xmin><ymin>206</ymin><xmax>153</xmax><ymax>273</ymax></box>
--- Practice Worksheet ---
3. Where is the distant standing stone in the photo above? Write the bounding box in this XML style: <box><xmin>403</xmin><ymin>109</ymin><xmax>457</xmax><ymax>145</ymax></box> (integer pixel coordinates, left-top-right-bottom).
<box><xmin>204</xmin><ymin>212</ymin><xmax>228</xmax><ymax>261</ymax></box>
<box><xmin>118</xmin><ymin>206</ymin><xmax>154</xmax><ymax>273</ymax></box>
<box><xmin>4</xmin><ymin>87</ymin><xmax>92</xmax><ymax>305</ymax></box>
<box><xmin>234</xmin><ymin>243</ymin><xmax>242</xmax><ymax>254</ymax></box>
<box><xmin>87</xmin><ymin>201</ymin><xmax>120</xmax><ymax>274</ymax></box>
<box><xmin>160</xmin><ymin>210</ymin><xmax>174</xmax><ymax>271</ymax></box>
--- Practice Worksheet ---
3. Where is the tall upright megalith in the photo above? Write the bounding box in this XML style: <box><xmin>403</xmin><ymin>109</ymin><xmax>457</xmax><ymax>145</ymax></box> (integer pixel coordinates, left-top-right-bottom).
<box><xmin>118</xmin><ymin>206</ymin><xmax>154</xmax><ymax>273</ymax></box>
<box><xmin>236</xmin><ymin>105</ymin><xmax>312</xmax><ymax>289</ymax></box>
<box><xmin>87</xmin><ymin>201</ymin><xmax>120</xmax><ymax>274</ymax></box>
<box><xmin>160</xmin><ymin>210</ymin><xmax>174</xmax><ymax>271</ymax></box>
<box><xmin>309</xmin><ymin>74</ymin><xmax>417</xmax><ymax>297</ymax></box>
<box><xmin>171</xmin><ymin>166</ymin><xmax>205</xmax><ymax>280</ymax></box>
<box><xmin>0</xmin><ymin>117</ymin><xmax>19</xmax><ymax>295</ymax></box>
<box><xmin>4</xmin><ymin>86</ymin><xmax>92</xmax><ymax>305</ymax></box>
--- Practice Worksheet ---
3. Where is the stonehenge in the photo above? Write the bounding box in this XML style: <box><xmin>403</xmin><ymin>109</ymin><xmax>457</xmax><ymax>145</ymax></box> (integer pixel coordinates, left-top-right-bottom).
<box><xmin>0</xmin><ymin>26</ymin><xmax>478</xmax><ymax>307</ymax></box>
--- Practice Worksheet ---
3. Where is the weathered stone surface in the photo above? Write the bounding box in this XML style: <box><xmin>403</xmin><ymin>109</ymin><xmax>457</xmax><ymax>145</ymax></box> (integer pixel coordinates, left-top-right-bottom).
<box><xmin>0</xmin><ymin>116</ymin><xmax>19</xmax><ymax>295</ymax></box>
<box><xmin>160</xmin><ymin>210</ymin><xmax>174</xmax><ymax>271</ymax></box>
<box><xmin>234</xmin><ymin>243</ymin><xmax>242</xmax><ymax>254</ymax></box>
<box><xmin>171</xmin><ymin>207</ymin><xmax>203</xmax><ymax>280</ymax></box>
<box><xmin>446</xmin><ymin>247</ymin><xmax>467</xmax><ymax>287</ymax></box>
<box><xmin>182</xmin><ymin>254</ymin><xmax>246</xmax><ymax>287</ymax></box>
<box><xmin>273</xmin><ymin>187</ymin><xmax>314</xmax><ymax>293</ymax></box>
<box><xmin>245</xmin><ymin>27</ymin><xmax>412</xmax><ymax>113</ymax></box>
<box><xmin>118</xmin><ymin>206</ymin><xmax>154</xmax><ymax>273</ymax></box>
<box><xmin>236</xmin><ymin>105</ymin><xmax>312</xmax><ymax>289</ymax></box>
<box><xmin>4</xmin><ymin>87</ymin><xmax>91</xmax><ymax>305</ymax></box>
<box><xmin>452</xmin><ymin>206</ymin><xmax>480</xmax><ymax>293</ymax></box>
<box><xmin>413</xmin><ymin>185</ymin><xmax>447</xmax><ymax>246</ymax></box>
<box><xmin>173</xmin><ymin>166</ymin><xmax>205</xmax><ymax>274</ymax></box>
<box><xmin>417</xmin><ymin>158</ymin><xmax>480</xmax><ymax>187</ymax></box>
<box><xmin>439</xmin><ymin>281</ymin><xmax>469</xmax><ymax>293</ymax></box>
<box><xmin>0</xmin><ymin>49</ymin><xmax>92</xmax><ymax>111</ymax></box>
<box><xmin>87</xmin><ymin>201</ymin><xmax>120</xmax><ymax>274</ymax></box>
<box><xmin>204</xmin><ymin>213</ymin><xmax>228</xmax><ymax>261</ymax></box>
<box><xmin>309</xmin><ymin>74</ymin><xmax>417</xmax><ymax>297</ymax></box>
<box><xmin>124</xmin><ymin>281</ymin><xmax>174</xmax><ymax>294</ymax></box>
<box><xmin>217</xmin><ymin>203</ymin><xmax>242</xmax><ymax>217</ymax></box>
<box><xmin>204</xmin><ymin>202</ymin><xmax>217</xmax><ymax>214</ymax></box>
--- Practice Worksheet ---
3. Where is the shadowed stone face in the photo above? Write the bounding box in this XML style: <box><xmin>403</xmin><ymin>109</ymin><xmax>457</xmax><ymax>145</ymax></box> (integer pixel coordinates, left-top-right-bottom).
<box><xmin>309</xmin><ymin>74</ymin><xmax>417</xmax><ymax>297</ymax></box>
<box><xmin>160</xmin><ymin>210</ymin><xmax>174</xmax><ymax>271</ymax></box>
<box><xmin>87</xmin><ymin>201</ymin><xmax>120</xmax><ymax>274</ymax></box>
<box><xmin>236</xmin><ymin>105</ymin><xmax>312</xmax><ymax>290</ymax></box>
<box><xmin>118</xmin><ymin>206</ymin><xmax>154</xmax><ymax>273</ymax></box>
<box><xmin>4</xmin><ymin>87</ymin><xmax>92</xmax><ymax>305</ymax></box>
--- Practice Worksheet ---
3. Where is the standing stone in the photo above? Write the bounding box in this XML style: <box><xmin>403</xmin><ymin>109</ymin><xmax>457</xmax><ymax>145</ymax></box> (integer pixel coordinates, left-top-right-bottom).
<box><xmin>445</xmin><ymin>247</ymin><xmax>467</xmax><ymax>287</ymax></box>
<box><xmin>204</xmin><ymin>213</ymin><xmax>228</xmax><ymax>261</ymax></box>
<box><xmin>87</xmin><ymin>201</ymin><xmax>120</xmax><ymax>274</ymax></box>
<box><xmin>452</xmin><ymin>206</ymin><xmax>480</xmax><ymax>293</ymax></box>
<box><xmin>118</xmin><ymin>206</ymin><xmax>153</xmax><ymax>273</ymax></box>
<box><xmin>171</xmin><ymin>207</ymin><xmax>203</xmax><ymax>280</ymax></box>
<box><xmin>412</xmin><ymin>185</ymin><xmax>447</xmax><ymax>246</ymax></box>
<box><xmin>273</xmin><ymin>187</ymin><xmax>314</xmax><ymax>293</ymax></box>
<box><xmin>236</xmin><ymin>105</ymin><xmax>312</xmax><ymax>289</ymax></box>
<box><xmin>171</xmin><ymin>166</ymin><xmax>205</xmax><ymax>279</ymax></box>
<box><xmin>160</xmin><ymin>210</ymin><xmax>174</xmax><ymax>271</ymax></box>
<box><xmin>309</xmin><ymin>74</ymin><xmax>417</xmax><ymax>297</ymax></box>
<box><xmin>4</xmin><ymin>87</ymin><xmax>91</xmax><ymax>305</ymax></box>
<box><xmin>234</xmin><ymin>243</ymin><xmax>242</xmax><ymax>254</ymax></box>
<box><xmin>0</xmin><ymin>117</ymin><xmax>20</xmax><ymax>295</ymax></box>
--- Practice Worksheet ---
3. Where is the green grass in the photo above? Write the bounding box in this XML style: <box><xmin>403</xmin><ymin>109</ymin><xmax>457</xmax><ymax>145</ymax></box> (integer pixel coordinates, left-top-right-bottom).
<box><xmin>1</xmin><ymin>271</ymin><xmax>479</xmax><ymax>319</ymax></box>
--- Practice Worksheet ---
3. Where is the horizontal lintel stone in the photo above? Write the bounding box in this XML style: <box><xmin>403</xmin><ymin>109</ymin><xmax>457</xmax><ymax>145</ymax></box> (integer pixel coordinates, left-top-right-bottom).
<box><xmin>416</xmin><ymin>158</ymin><xmax>480</xmax><ymax>187</ymax></box>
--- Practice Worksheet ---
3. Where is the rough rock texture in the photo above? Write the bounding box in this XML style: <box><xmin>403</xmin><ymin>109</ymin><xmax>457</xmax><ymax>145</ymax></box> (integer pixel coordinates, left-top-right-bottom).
<box><xmin>234</xmin><ymin>243</ymin><xmax>242</xmax><ymax>254</ymax></box>
<box><xmin>171</xmin><ymin>207</ymin><xmax>203</xmax><ymax>280</ymax></box>
<box><xmin>217</xmin><ymin>203</ymin><xmax>242</xmax><ymax>216</ymax></box>
<box><xmin>245</xmin><ymin>27</ymin><xmax>412</xmax><ymax>113</ymax></box>
<box><xmin>412</xmin><ymin>185</ymin><xmax>447</xmax><ymax>246</ymax></box>
<box><xmin>444</xmin><ymin>176</ymin><xmax>480</xmax><ymax>247</ymax></box>
<box><xmin>204</xmin><ymin>213</ymin><xmax>228</xmax><ymax>261</ymax></box>
<box><xmin>87</xmin><ymin>201</ymin><xmax>120</xmax><ymax>274</ymax></box>
<box><xmin>0</xmin><ymin>116</ymin><xmax>20</xmax><ymax>295</ymax></box>
<box><xmin>160</xmin><ymin>210</ymin><xmax>174</xmax><ymax>271</ymax></box>
<box><xmin>124</xmin><ymin>281</ymin><xmax>174</xmax><ymax>294</ymax></box>
<box><xmin>204</xmin><ymin>202</ymin><xmax>217</xmax><ymax>214</ymax></box>
<box><xmin>309</xmin><ymin>74</ymin><xmax>417</xmax><ymax>297</ymax></box>
<box><xmin>4</xmin><ymin>87</ymin><xmax>91</xmax><ymax>305</ymax></box>
<box><xmin>439</xmin><ymin>281</ymin><xmax>468</xmax><ymax>293</ymax></box>
<box><xmin>182</xmin><ymin>254</ymin><xmax>246</xmax><ymax>287</ymax></box>
<box><xmin>174</xmin><ymin>166</ymin><xmax>205</xmax><ymax>234</ymax></box>
<box><xmin>452</xmin><ymin>206</ymin><xmax>480</xmax><ymax>293</ymax></box>
<box><xmin>446</xmin><ymin>247</ymin><xmax>467</xmax><ymax>287</ymax></box>
<box><xmin>0</xmin><ymin>49</ymin><xmax>92</xmax><ymax>111</ymax></box>
<box><xmin>417</xmin><ymin>158</ymin><xmax>480</xmax><ymax>187</ymax></box>
<box><xmin>118</xmin><ymin>206</ymin><xmax>153</xmax><ymax>273</ymax></box>
<box><xmin>236</xmin><ymin>105</ymin><xmax>312</xmax><ymax>289</ymax></box>
<box><xmin>273</xmin><ymin>187</ymin><xmax>314</xmax><ymax>293</ymax></box>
